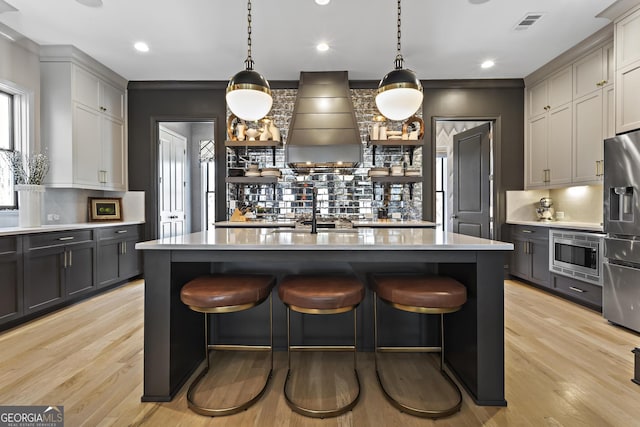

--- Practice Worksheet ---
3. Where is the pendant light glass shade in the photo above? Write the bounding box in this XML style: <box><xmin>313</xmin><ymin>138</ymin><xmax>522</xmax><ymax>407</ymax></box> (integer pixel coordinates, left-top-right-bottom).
<box><xmin>226</xmin><ymin>0</ymin><xmax>272</xmax><ymax>122</ymax></box>
<box><xmin>375</xmin><ymin>0</ymin><xmax>423</xmax><ymax>121</ymax></box>
<box><xmin>375</xmin><ymin>68</ymin><xmax>423</xmax><ymax>121</ymax></box>
<box><xmin>226</xmin><ymin>69</ymin><xmax>272</xmax><ymax>121</ymax></box>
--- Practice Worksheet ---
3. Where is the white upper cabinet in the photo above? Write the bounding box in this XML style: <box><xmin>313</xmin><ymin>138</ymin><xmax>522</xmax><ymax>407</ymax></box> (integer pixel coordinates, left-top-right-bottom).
<box><xmin>40</xmin><ymin>46</ymin><xmax>127</xmax><ymax>191</ymax></box>
<box><xmin>616</xmin><ymin>6</ymin><xmax>640</xmax><ymax>68</ymax></box>
<box><xmin>528</xmin><ymin>67</ymin><xmax>572</xmax><ymax>118</ymax></box>
<box><xmin>525</xmin><ymin>32</ymin><xmax>614</xmax><ymax>189</ymax></box>
<box><xmin>615</xmin><ymin>5</ymin><xmax>640</xmax><ymax>134</ymax></box>
<box><xmin>73</xmin><ymin>66</ymin><xmax>124</xmax><ymax>121</ymax></box>
<box><xmin>573</xmin><ymin>42</ymin><xmax>614</xmax><ymax>99</ymax></box>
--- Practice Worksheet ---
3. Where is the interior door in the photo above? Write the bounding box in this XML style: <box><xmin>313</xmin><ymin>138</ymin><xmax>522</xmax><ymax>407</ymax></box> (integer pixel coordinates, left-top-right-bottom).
<box><xmin>158</xmin><ymin>127</ymin><xmax>187</xmax><ymax>239</ymax></box>
<box><xmin>452</xmin><ymin>122</ymin><xmax>492</xmax><ymax>238</ymax></box>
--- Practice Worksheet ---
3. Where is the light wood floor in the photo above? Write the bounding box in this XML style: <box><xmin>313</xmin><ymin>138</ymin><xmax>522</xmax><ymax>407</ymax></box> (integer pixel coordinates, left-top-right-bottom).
<box><xmin>1</xmin><ymin>279</ymin><xmax>639</xmax><ymax>426</ymax></box>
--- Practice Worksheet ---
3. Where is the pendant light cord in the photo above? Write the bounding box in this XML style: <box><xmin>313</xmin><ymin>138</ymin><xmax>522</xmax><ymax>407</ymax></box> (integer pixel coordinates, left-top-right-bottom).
<box><xmin>245</xmin><ymin>0</ymin><xmax>254</xmax><ymax>71</ymax></box>
<box><xmin>395</xmin><ymin>0</ymin><xmax>404</xmax><ymax>70</ymax></box>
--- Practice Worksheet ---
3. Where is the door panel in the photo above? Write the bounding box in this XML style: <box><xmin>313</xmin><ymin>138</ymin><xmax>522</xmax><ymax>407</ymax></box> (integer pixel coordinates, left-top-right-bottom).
<box><xmin>66</xmin><ymin>243</ymin><xmax>96</xmax><ymax>297</ymax></box>
<box><xmin>452</xmin><ymin>123</ymin><xmax>491</xmax><ymax>239</ymax></box>
<box><xmin>158</xmin><ymin>127</ymin><xmax>187</xmax><ymax>239</ymax></box>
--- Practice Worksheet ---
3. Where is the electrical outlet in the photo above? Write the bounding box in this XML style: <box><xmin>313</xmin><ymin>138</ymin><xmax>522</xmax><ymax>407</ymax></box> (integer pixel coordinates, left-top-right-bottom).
<box><xmin>47</xmin><ymin>214</ymin><xmax>60</xmax><ymax>221</ymax></box>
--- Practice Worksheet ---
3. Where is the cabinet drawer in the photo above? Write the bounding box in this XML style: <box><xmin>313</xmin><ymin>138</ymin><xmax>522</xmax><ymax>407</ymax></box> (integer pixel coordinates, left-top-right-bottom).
<box><xmin>510</xmin><ymin>225</ymin><xmax>549</xmax><ymax>241</ymax></box>
<box><xmin>26</xmin><ymin>230</ymin><xmax>94</xmax><ymax>249</ymax></box>
<box><xmin>97</xmin><ymin>225</ymin><xmax>140</xmax><ymax>241</ymax></box>
<box><xmin>551</xmin><ymin>274</ymin><xmax>602</xmax><ymax>307</ymax></box>
<box><xmin>0</xmin><ymin>236</ymin><xmax>18</xmax><ymax>255</ymax></box>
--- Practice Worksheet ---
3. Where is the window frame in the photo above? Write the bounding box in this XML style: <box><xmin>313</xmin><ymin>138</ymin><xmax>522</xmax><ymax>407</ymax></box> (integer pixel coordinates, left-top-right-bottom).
<box><xmin>0</xmin><ymin>90</ymin><xmax>17</xmax><ymax>209</ymax></box>
<box><xmin>0</xmin><ymin>81</ymin><xmax>34</xmax><ymax>211</ymax></box>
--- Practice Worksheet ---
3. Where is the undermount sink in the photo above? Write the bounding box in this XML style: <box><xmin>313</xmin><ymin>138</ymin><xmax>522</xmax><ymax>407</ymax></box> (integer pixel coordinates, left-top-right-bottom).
<box><xmin>270</xmin><ymin>228</ymin><xmax>359</xmax><ymax>235</ymax></box>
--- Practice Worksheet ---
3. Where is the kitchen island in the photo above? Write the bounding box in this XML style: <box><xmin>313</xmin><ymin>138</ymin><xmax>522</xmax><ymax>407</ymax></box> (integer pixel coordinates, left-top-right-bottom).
<box><xmin>136</xmin><ymin>228</ymin><xmax>512</xmax><ymax>407</ymax></box>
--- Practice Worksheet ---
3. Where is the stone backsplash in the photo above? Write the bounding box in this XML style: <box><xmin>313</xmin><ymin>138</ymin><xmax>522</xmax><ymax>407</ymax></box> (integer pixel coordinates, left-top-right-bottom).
<box><xmin>226</xmin><ymin>88</ymin><xmax>423</xmax><ymax>221</ymax></box>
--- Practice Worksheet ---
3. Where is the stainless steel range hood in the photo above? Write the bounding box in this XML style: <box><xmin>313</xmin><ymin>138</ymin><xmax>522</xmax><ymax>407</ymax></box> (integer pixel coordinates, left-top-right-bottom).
<box><xmin>286</xmin><ymin>71</ymin><xmax>362</xmax><ymax>168</ymax></box>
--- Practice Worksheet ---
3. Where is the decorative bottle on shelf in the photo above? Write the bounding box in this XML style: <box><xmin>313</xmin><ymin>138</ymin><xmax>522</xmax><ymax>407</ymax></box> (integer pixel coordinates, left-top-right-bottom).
<box><xmin>379</xmin><ymin>126</ymin><xmax>387</xmax><ymax>140</ymax></box>
<box><xmin>268</xmin><ymin>121</ymin><xmax>280</xmax><ymax>141</ymax></box>
<box><xmin>259</xmin><ymin>127</ymin><xmax>272</xmax><ymax>141</ymax></box>
<box><xmin>236</xmin><ymin>121</ymin><xmax>246</xmax><ymax>141</ymax></box>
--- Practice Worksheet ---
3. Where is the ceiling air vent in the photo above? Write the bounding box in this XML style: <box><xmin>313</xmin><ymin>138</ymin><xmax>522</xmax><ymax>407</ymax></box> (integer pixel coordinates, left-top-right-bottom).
<box><xmin>514</xmin><ymin>13</ymin><xmax>544</xmax><ymax>30</ymax></box>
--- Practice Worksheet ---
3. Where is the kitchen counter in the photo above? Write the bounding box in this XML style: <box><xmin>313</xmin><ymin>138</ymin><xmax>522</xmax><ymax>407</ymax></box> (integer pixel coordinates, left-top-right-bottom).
<box><xmin>0</xmin><ymin>220</ymin><xmax>146</xmax><ymax>237</ymax></box>
<box><xmin>506</xmin><ymin>220</ymin><xmax>602</xmax><ymax>232</ymax></box>
<box><xmin>214</xmin><ymin>220</ymin><xmax>296</xmax><ymax>228</ymax></box>
<box><xmin>137</xmin><ymin>228</ymin><xmax>512</xmax><ymax>407</ymax></box>
<box><xmin>352</xmin><ymin>219</ymin><xmax>437</xmax><ymax>228</ymax></box>
<box><xmin>214</xmin><ymin>220</ymin><xmax>437</xmax><ymax>228</ymax></box>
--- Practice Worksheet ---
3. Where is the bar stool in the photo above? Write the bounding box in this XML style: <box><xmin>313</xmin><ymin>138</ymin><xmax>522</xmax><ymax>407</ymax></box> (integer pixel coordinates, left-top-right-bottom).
<box><xmin>279</xmin><ymin>274</ymin><xmax>365</xmax><ymax>418</ymax></box>
<box><xmin>180</xmin><ymin>274</ymin><xmax>276</xmax><ymax>417</ymax></box>
<box><xmin>370</xmin><ymin>274</ymin><xmax>467</xmax><ymax>419</ymax></box>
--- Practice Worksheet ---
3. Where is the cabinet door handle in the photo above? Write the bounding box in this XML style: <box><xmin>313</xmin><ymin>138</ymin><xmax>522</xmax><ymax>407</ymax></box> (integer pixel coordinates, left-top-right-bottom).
<box><xmin>63</xmin><ymin>250</ymin><xmax>67</xmax><ymax>268</ymax></box>
<box><xmin>123</xmin><ymin>242</ymin><xmax>127</xmax><ymax>254</ymax></box>
<box><xmin>68</xmin><ymin>250</ymin><xmax>72</xmax><ymax>267</ymax></box>
<box><xmin>116</xmin><ymin>230</ymin><xmax>128</xmax><ymax>234</ymax></box>
<box><xmin>58</xmin><ymin>236</ymin><xmax>75</xmax><ymax>241</ymax></box>
<box><xmin>569</xmin><ymin>286</ymin><xmax>585</xmax><ymax>293</ymax></box>
<box><xmin>522</xmin><ymin>230</ymin><xmax>533</xmax><ymax>233</ymax></box>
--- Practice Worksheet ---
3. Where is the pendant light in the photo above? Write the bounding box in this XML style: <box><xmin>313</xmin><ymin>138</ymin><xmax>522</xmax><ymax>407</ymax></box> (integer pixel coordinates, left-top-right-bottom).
<box><xmin>226</xmin><ymin>0</ymin><xmax>273</xmax><ymax>122</ymax></box>
<box><xmin>375</xmin><ymin>0</ymin><xmax>423</xmax><ymax>121</ymax></box>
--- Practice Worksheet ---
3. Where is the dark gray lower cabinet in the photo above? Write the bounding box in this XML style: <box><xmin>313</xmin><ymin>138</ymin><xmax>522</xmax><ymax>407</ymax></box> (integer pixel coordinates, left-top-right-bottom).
<box><xmin>23</xmin><ymin>230</ymin><xmax>96</xmax><ymax>314</ymax></box>
<box><xmin>509</xmin><ymin>225</ymin><xmax>550</xmax><ymax>287</ymax></box>
<box><xmin>0</xmin><ymin>236</ymin><xmax>22</xmax><ymax>326</ymax></box>
<box><xmin>97</xmin><ymin>225</ymin><xmax>142</xmax><ymax>288</ymax></box>
<box><xmin>550</xmin><ymin>274</ymin><xmax>602</xmax><ymax>309</ymax></box>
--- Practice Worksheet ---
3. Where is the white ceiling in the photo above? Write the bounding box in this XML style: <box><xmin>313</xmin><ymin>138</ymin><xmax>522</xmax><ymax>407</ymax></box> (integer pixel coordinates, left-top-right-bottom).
<box><xmin>0</xmin><ymin>0</ymin><xmax>620</xmax><ymax>82</ymax></box>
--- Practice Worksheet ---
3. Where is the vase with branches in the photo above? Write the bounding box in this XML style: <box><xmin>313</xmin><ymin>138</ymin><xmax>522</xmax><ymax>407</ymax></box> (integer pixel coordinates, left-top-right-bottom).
<box><xmin>3</xmin><ymin>151</ymin><xmax>49</xmax><ymax>227</ymax></box>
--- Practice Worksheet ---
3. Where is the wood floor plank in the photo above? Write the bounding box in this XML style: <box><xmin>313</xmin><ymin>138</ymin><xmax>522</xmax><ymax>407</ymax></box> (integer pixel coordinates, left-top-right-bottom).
<box><xmin>1</xmin><ymin>279</ymin><xmax>639</xmax><ymax>426</ymax></box>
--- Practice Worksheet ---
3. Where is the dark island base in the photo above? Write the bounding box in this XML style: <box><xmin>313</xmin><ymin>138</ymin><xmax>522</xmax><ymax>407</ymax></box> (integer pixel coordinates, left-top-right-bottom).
<box><xmin>142</xmin><ymin>250</ymin><xmax>507</xmax><ymax>407</ymax></box>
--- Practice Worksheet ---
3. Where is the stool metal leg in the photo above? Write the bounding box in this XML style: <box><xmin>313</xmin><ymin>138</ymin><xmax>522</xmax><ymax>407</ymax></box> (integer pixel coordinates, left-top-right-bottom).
<box><xmin>374</xmin><ymin>292</ymin><xmax>463</xmax><ymax>419</ymax></box>
<box><xmin>283</xmin><ymin>305</ymin><xmax>361</xmax><ymax>418</ymax></box>
<box><xmin>186</xmin><ymin>294</ymin><xmax>273</xmax><ymax>417</ymax></box>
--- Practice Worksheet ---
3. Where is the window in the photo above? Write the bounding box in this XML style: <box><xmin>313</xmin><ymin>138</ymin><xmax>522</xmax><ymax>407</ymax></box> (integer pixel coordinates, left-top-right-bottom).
<box><xmin>0</xmin><ymin>90</ymin><xmax>16</xmax><ymax>208</ymax></box>
<box><xmin>0</xmin><ymin>81</ymin><xmax>32</xmax><ymax>210</ymax></box>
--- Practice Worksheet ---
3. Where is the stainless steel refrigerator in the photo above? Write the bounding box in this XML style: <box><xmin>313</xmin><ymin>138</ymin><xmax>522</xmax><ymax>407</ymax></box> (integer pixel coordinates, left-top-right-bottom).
<box><xmin>603</xmin><ymin>129</ymin><xmax>640</xmax><ymax>333</ymax></box>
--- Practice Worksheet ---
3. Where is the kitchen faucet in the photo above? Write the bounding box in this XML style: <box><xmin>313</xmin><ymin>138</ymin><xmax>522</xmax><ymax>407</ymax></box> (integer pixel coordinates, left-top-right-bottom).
<box><xmin>311</xmin><ymin>187</ymin><xmax>318</xmax><ymax>234</ymax></box>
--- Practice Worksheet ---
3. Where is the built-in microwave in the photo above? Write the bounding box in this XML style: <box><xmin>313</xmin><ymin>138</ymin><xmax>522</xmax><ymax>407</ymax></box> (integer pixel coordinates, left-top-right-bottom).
<box><xmin>549</xmin><ymin>230</ymin><xmax>605</xmax><ymax>286</ymax></box>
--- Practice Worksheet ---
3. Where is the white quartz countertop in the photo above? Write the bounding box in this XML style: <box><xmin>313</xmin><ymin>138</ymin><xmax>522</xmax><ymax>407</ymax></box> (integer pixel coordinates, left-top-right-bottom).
<box><xmin>352</xmin><ymin>220</ymin><xmax>437</xmax><ymax>227</ymax></box>
<box><xmin>506</xmin><ymin>220</ymin><xmax>602</xmax><ymax>232</ymax></box>
<box><xmin>214</xmin><ymin>220</ymin><xmax>437</xmax><ymax>228</ymax></box>
<box><xmin>215</xmin><ymin>220</ymin><xmax>296</xmax><ymax>227</ymax></box>
<box><xmin>136</xmin><ymin>228</ymin><xmax>513</xmax><ymax>251</ymax></box>
<box><xmin>0</xmin><ymin>221</ymin><xmax>145</xmax><ymax>237</ymax></box>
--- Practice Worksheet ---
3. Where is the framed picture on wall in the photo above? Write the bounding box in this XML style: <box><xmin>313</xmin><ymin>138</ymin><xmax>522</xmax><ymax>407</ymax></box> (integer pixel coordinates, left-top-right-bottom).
<box><xmin>89</xmin><ymin>197</ymin><xmax>123</xmax><ymax>221</ymax></box>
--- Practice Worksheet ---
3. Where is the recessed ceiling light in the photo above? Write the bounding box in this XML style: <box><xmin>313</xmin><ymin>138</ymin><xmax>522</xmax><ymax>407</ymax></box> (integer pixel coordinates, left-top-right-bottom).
<box><xmin>315</xmin><ymin>0</ymin><xmax>330</xmax><ymax>5</ymax></box>
<box><xmin>75</xmin><ymin>0</ymin><xmax>103</xmax><ymax>7</ymax></box>
<box><xmin>316</xmin><ymin>42</ymin><xmax>329</xmax><ymax>52</ymax></box>
<box><xmin>134</xmin><ymin>42</ymin><xmax>150</xmax><ymax>53</ymax></box>
<box><xmin>481</xmin><ymin>60</ymin><xmax>495</xmax><ymax>69</ymax></box>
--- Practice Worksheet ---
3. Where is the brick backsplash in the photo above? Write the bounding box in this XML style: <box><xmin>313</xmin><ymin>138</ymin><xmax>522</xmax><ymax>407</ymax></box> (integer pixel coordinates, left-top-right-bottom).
<box><xmin>226</xmin><ymin>88</ymin><xmax>422</xmax><ymax>221</ymax></box>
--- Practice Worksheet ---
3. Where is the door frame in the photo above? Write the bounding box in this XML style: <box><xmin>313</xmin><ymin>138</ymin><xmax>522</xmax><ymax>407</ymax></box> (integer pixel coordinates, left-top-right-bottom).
<box><xmin>150</xmin><ymin>116</ymin><xmax>218</xmax><ymax>241</ymax></box>
<box><xmin>431</xmin><ymin>116</ymin><xmax>502</xmax><ymax>240</ymax></box>
<box><xmin>158</xmin><ymin>125</ymin><xmax>187</xmax><ymax>238</ymax></box>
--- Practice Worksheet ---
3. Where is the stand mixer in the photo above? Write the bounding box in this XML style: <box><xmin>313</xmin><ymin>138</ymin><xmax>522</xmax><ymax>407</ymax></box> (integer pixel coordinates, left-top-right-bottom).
<box><xmin>536</xmin><ymin>197</ymin><xmax>555</xmax><ymax>221</ymax></box>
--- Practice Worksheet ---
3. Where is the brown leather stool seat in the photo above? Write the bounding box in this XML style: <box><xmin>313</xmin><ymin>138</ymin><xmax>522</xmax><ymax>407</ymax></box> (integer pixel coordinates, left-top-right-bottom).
<box><xmin>279</xmin><ymin>275</ymin><xmax>365</xmax><ymax>313</ymax></box>
<box><xmin>279</xmin><ymin>274</ymin><xmax>364</xmax><ymax>418</ymax></box>
<box><xmin>181</xmin><ymin>274</ymin><xmax>275</xmax><ymax>312</ymax></box>
<box><xmin>370</xmin><ymin>274</ymin><xmax>467</xmax><ymax>419</ymax></box>
<box><xmin>371</xmin><ymin>275</ymin><xmax>467</xmax><ymax>312</ymax></box>
<box><xmin>180</xmin><ymin>274</ymin><xmax>276</xmax><ymax>417</ymax></box>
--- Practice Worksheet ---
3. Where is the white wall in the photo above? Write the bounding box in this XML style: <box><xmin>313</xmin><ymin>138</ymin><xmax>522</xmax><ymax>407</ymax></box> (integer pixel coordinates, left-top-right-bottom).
<box><xmin>0</xmin><ymin>28</ymin><xmax>40</xmax><ymax>152</ymax></box>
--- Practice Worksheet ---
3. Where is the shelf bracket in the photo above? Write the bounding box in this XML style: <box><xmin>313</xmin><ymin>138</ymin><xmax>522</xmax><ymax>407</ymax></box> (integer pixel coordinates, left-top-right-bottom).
<box><xmin>372</xmin><ymin>145</ymin><xmax>377</xmax><ymax>166</ymax></box>
<box><xmin>409</xmin><ymin>183</ymin><xmax>414</xmax><ymax>200</ymax></box>
<box><xmin>271</xmin><ymin>147</ymin><xmax>276</xmax><ymax>166</ymax></box>
<box><xmin>409</xmin><ymin>146</ymin><xmax>415</xmax><ymax>166</ymax></box>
